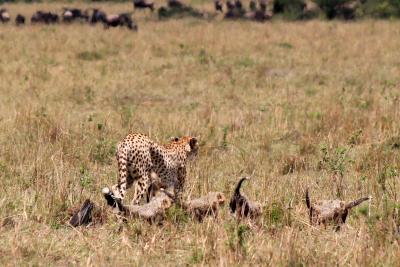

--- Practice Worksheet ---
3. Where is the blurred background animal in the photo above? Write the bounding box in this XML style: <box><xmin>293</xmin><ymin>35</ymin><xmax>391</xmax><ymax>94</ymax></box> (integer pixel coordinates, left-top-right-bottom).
<box><xmin>133</xmin><ymin>0</ymin><xmax>155</xmax><ymax>12</ymax></box>
<box><xmin>15</xmin><ymin>14</ymin><xmax>25</xmax><ymax>26</ymax></box>
<box><xmin>102</xmin><ymin>13</ymin><xmax>138</xmax><ymax>31</ymax></box>
<box><xmin>215</xmin><ymin>0</ymin><xmax>223</xmax><ymax>12</ymax></box>
<box><xmin>0</xmin><ymin>8</ymin><xmax>10</xmax><ymax>23</ymax></box>
<box><xmin>62</xmin><ymin>8</ymin><xmax>89</xmax><ymax>23</ymax></box>
<box><xmin>31</xmin><ymin>11</ymin><xmax>59</xmax><ymax>24</ymax></box>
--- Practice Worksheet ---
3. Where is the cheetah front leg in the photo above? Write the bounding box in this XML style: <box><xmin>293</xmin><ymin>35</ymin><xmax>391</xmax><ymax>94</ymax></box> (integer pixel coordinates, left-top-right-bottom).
<box><xmin>110</xmin><ymin>150</ymin><xmax>134</xmax><ymax>202</ymax></box>
<box><xmin>131</xmin><ymin>171</ymin><xmax>151</xmax><ymax>205</ymax></box>
<box><xmin>174</xmin><ymin>167</ymin><xmax>186</xmax><ymax>206</ymax></box>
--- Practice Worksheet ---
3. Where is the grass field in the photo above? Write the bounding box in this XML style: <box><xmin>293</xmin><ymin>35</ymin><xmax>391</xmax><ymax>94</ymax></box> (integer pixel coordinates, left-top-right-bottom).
<box><xmin>0</xmin><ymin>2</ymin><xmax>400</xmax><ymax>266</ymax></box>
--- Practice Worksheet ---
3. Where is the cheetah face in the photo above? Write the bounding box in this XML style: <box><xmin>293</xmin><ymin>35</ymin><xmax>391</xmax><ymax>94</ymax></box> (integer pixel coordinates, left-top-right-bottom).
<box><xmin>169</xmin><ymin>136</ymin><xmax>199</xmax><ymax>160</ymax></box>
<box><xmin>185</xmin><ymin>137</ymin><xmax>198</xmax><ymax>160</ymax></box>
<box><xmin>216</xmin><ymin>192</ymin><xmax>226</xmax><ymax>205</ymax></box>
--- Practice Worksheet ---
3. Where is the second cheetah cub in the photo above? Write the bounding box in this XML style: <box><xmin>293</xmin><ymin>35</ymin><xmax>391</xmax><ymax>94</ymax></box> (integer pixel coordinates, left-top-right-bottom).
<box><xmin>229</xmin><ymin>177</ymin><xmax>262</xmax><ymax>220</ymax></box>
<box><xmin>306</xmin><ymin>189</ymin><xmax>370</xmax><ymax>230</ymax></box>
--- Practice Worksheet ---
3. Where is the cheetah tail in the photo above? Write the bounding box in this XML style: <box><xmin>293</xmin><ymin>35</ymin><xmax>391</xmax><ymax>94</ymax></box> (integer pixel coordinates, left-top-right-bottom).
<box><xmin>235</xmin><ymin>176</ymin><xmax>249</xmax><ymax>195</ymax></box>
<box><xmin>345</xmin><ymin>196</ymin><xmax>370</xmax><ymax>210</ymax></box>
<box><xmin>305</xmin><ymin>188</ymin><xmax>314</xmax><ymax>224</ymax></box>
<box><xmin>305</xmin><ymin>188</ymin><xmax>311</xmax><ymax>210</ymax></box>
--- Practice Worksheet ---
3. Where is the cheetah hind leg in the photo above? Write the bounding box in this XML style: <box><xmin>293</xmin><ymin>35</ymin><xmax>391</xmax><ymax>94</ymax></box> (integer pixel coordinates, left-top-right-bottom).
<box><xmin>131</xmin><ymin>175</ymin><xmax>151</xmax><ymax>205</ymax></box>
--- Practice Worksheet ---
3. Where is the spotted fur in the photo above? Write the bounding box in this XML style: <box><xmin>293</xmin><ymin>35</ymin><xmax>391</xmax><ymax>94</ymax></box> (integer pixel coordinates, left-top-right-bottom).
<box><xmin>111</xmin><ymin>133</ymin><xmax>198</xmax><ymax>205</ymax></box>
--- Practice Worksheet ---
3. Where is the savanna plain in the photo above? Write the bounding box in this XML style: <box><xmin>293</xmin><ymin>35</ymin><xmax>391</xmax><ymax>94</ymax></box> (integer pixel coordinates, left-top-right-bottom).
<box><xmin>0</xmin><ymin>2</ymin><xmax>399</xmax><ymax>266</ymax></box>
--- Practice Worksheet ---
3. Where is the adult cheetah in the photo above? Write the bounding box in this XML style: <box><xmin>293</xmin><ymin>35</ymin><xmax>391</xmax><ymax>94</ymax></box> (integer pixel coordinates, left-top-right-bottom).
<box><xmin>107</xmin><ymin>133</ymin><xmax>198</xmax><ymax>205</ymax></box>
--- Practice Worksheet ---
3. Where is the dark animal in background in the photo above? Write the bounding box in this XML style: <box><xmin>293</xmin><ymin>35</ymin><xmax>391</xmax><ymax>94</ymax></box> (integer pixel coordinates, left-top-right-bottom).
<box><xmin>90</xmin><ymin>8</ymin><xmax>107</xmax><ymax>24</ymax></box>
<box><xmin>89</xmin><ymin>9</ymin><xmax>138</xmax><ymax>31</ymax></box>
<box><xmin>31</xmin><ymin>11</ymin><xmax>59</xmax><ymax>24</ymax></box>
<box><xmin>244</xmin><ymin>2</ymin><xmax>270</xmax><ymax>22</ymax></box>
<box><xmin>226</xmin><ymin>0</ymin><xmax>235</xmax><ymax>10</ymax></box>
<box><xmin>306</xmin><ymin>189</ymin><xmax>370</xmax><ymax>230</ymax></box>
<box><xmin>0</xmin><ymin>8</ymin><xmax>10</xmax><ymax>23</ymax></box>
<box><xmin>168</xmin><ymin>0</ymin><xmax>184</xmax><ymax>8</ymax></box>
<box><xmin>225</xmin><ymin>0</ymin><xmax>235</xmax><ymax>17</ymax></box>
<box><xmin>225</xmin><ymin>0</ymin><xmax>245</xmax><ymax>19</ymax></box>
<box><xmin>15</xmin><ymin>14</ymin><xmax>25</xmax><ymax>26</ymax></box>
<box><xmin>215</xmin><ymin>0</ymin><xmax>223</xmax><ymax>12</ymax></box>
<box><xmin>259</xmin><ymin>0</ymin><xmax>267</xmax><ymax>12</ymax></box>
<box><xmin>31</xmin><ymin>11</ymin><xmax>42</xmax><ymax>23</ymax></box>
<box><xmin>235</xmin><ymin>0</ymin><xmax>243</xmax><ymax>10</ymax></box>
<box><xmin>229</xmin><ymin>177</ymin><xmax>262</xmax><ymax>220</ymax></box>
<box><xmin>102</xmin><ymin>13</ymin><xmax>138</xmax><ymax>31</ymax></box>
<box><xmin>133</xmin><ymin>0</ymin><xmax>155</xmax><ymax>11</ymax></box>
<box><xmin>69</xmin><ymin>199</ymin><xmax>94</xmax><ymax>227</ymax></box>
<box><xmin>62</xmin><ymin>9</ymin><xmax>73</xmax><ymax>22</ymax></box>
<box><xmin>249</xmin><ymin>0</ymin><xmax>257</xmax><ymax>11</ymax></box>
<box><xmin>62</xmin><ymin>8</ymin><xmax>89</xmax><ymax>23</ymax></box>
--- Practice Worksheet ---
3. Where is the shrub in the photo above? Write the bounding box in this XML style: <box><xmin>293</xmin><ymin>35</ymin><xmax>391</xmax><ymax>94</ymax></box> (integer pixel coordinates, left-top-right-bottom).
<box><xmin>77</xmin><ymin>51</ymin><xmax>103</xmax><ymax>61</ymax></box>
<box><xmin>158</xmin><ymin>5</ymin><xmax>204</xmax><ymax>19</ymax></box>
<box><xmin>314</xmin><ymin>0</ymin><xmax>356</xmax><ymax>19</ymax></box>
<box><xmin>273</xmin><ymin>0</ymin><xmax>307</xmax><ymax>20</ymax></box>
<box><xmin>89</xmin><ymin>137</ymin><xmax>116</xmax><ymax>165</ymax></box>
<box><xmin>361</xmin><ymin>0</ymin><xmax>400</xmax><ymax>18</ymax></box>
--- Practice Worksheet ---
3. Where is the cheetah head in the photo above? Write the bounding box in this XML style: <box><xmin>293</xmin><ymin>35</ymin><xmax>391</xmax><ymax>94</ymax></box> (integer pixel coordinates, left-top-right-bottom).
<box><xmin>170</xmin><ymin>136</ymin><xmax>199</xmax><ymax>160</ymax></box>
<box><xmin>216</xmin><ymin>192</ymin><xmax>226</xmax><ymax>205</ymax></box>
<box><xmin>185</xmin><ymin>136</ymin><xmax>198</xmax><ymax>159</ymax></box>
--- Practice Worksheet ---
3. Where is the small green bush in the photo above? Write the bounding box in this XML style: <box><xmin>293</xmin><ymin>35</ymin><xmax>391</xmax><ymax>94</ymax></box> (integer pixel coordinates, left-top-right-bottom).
<box><xmin>273</xmin><ymin>0</ymin><xmax>306</xmax><ymax>20</ymax></box>
<box><xmin>165</xmin><ymin>205</ymin><xmax>189</xmax><ymax>224</ymax></box>
<box><xmin>361</xmin><ymin>0</ymin><xmax>400</xmax><ymax>18</ymax></box>
<box><xmin>314</xmin><ymin>0</ymin><xmax>356</xmax><ymax>19</ymax></box>
<box><xmin>77</xmin><ymin>51</ymin><xmax>103</xmax><ymax>61</ymax></box>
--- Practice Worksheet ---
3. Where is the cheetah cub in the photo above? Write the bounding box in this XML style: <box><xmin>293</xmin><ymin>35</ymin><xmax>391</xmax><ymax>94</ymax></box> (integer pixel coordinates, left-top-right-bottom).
<box><xmin>229</xmin><ymin>177</ymin><xmax>262</xmax><ymax>220</ymax></box>
<box><xmin>160</xmin><ymin>189</ymin><xmax>226</xmax><ymax>221</ymax></box>
<box><xmin>305</xmin><ymin>189</ymin><xmax>370</xmax><ymax>229</ymax></box>
<box><xmin>103</xmin><ymin>187</ymin><xmax>173</xmax><ymax>223</ymax></box>
<box><xmin>183</xmin><ymin>192</ymin><xmax>226</xmax><ymax>221</ymax></box>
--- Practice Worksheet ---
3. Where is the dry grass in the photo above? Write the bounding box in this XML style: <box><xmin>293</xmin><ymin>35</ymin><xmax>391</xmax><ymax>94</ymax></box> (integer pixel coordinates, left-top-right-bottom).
<box><xmin>0</xmin><ymin>2</ymin><xmax>400</xmax><ymax>266</ymax></box>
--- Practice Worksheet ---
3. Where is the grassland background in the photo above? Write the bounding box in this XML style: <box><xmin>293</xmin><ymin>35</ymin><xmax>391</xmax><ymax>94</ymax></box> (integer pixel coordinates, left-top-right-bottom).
<box><xmin>0</xmin><ymin>2</ymin><xmax>400</xmax><ymax>266</ymax></box>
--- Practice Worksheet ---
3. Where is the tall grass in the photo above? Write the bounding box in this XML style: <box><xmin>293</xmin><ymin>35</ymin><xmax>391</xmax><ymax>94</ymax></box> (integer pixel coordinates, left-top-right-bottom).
<box><xmin>0</xmin><ymin>3</ymin><xmax>399</xmax><ymax>266</ymax></box>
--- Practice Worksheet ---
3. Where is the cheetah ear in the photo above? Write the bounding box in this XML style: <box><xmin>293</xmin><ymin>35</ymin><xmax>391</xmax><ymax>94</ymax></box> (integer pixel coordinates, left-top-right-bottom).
<box><xmin>189</xmin><ymin>137</ymin><xmax>197</xmax><ymax>149</ymax></box>
<box><xmin>217</xmin><ymin>193</ymin><xmax>225</xmax><ymax>203</ymax></box>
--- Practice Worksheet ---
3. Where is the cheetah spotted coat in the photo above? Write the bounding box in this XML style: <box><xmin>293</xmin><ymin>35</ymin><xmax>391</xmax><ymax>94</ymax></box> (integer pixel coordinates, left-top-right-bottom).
<box><xmin>111</xmin><ymin>133</ymin><xmax>198</xmax><ymax>205</ymax></box>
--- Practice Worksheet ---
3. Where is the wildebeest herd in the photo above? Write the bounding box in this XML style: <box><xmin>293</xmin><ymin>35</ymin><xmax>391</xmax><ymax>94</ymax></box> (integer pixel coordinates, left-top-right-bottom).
<box><xmin>0</xmin><ymin>0</ymin><xmax>289</xmax><ymax>31</ymax></box>
<box><xmin>0</xmin><ymin>6</ymin><xmax>138</xmax><ymax>31</ymax></box>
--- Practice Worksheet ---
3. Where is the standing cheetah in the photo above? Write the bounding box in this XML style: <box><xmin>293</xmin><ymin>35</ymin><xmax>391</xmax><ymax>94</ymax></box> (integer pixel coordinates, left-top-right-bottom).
<box><xmin>107</xmin><ymin>133</ymin><xmax>198</xmax><ymax>205</ymax></box>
